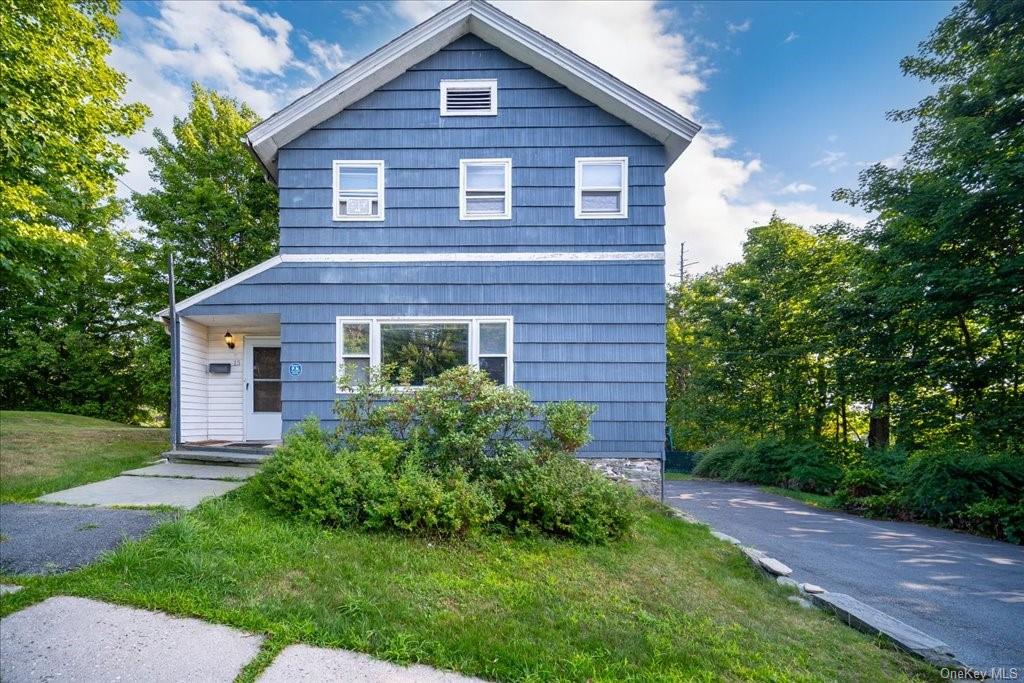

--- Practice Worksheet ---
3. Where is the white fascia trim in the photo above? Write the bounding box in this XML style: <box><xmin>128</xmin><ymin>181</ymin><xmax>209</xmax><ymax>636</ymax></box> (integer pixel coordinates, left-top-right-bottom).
<box><xmin>244</xmin><ymin>0</ymin><xmax>699</xmax><ymax>179</ymax></box>
<box><xmin>282</xmin><ymin>251</ymin><xmax>664</xmax><ymax>263</ymax></box>
<box><xmin>158</xmin><ymin>251</ymin><xmax>664</xmax><ymax>316</ymax></box>
<box><xmin>157</xmin><ymin>255</ymin><xmax>282</xmax><ymax>317</ymax></box>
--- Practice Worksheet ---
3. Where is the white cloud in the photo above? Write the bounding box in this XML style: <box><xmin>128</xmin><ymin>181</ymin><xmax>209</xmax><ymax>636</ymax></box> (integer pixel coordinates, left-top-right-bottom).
<box><xmin>811</xmin><ymin>150</ymin><xmax>848</xmax><ymax>173</ymax></box>
<box><xmin>783</xmin><ymin>31</ymin><xmax>799</xmax><ymax>44</ymax></box>
<box><xmin>111</xmin><ymin>1</ymin><xmax>343</xmax><ymax>205</ymax></box>
<box><xmin>727</xmin><ymin>19</ymin><xmax>751</xmax><ymax>34</ymax></box>
<box><xmin>491</xmin><ymin>1</ymin><xmax>860</xmax><ymax>272</ymax></box>
<box><xmin>780</xmin><ymin>181</ymin><xmax>816</xmax><ymax>195</ymax></box>
<box><xmin>111</xmin><ymin>0</ymin><xmax>861</xmax><ymax>270</ymax></box>
<box><xmin>305</xmin><ymin>37</ymin><xmax>350</xmax><ymax>76</ymax></box>
<box><xmin>342</xmin><ymin>4</ymin><xmax>374</xmax><ymax>26</ymax></box>
<box><xmin>878</xmin><ymin>154</ymin><xmax>903</xmax><ymax>169</ymax></box>
<box><xmin>393</xmin><ymin>0</ymin><xmax>452</xmax><ymax>24</ymax></box>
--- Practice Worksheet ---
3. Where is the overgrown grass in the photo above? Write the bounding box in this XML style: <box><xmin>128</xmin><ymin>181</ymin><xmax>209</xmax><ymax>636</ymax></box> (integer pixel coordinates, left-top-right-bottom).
<box><xmin>0</xmin><ymin>411</ymin><xmax>168</xmax><ymax>501</ymax></box>
<box><xmin>665</xmin><ymin>471</ymin><xmax>695</xmax><ymax>481</ymax></box>
<box><xmin>760</xmin><ymin>486</ymin><xmax>839</xmax><ymax>510</ymax></box>
<box><xmin>1</xmin><ymin>485</ymin><xmax>934</xmax><ymax>681</ymax></box>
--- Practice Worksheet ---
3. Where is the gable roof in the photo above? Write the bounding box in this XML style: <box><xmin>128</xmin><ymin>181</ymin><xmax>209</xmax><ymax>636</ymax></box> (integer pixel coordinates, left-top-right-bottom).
<box><xmin>244</xmin><ymin>0</ymin><xmax>700</xmax><ymax>180</ymax></box>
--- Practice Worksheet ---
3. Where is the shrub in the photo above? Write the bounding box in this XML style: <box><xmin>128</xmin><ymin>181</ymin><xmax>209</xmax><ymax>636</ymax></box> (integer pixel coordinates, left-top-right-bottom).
<box><xmin>956</xmin><ymin>499</ymin><xmax>1024</xmax><ymax>544</ymax></box>
<box><xmin>258</xmin><ymin>367</ymin><xmax>639</xmax><ymax>543</ymax></box>
<box><xmin>375</xmin><ymin>463</ymin><xmax>501</xmax><ymax>537</ymax></box>
<box><xmin>784</xmin><ymin>442</ymin><xmax>842</xmax><ymax>493</ymax></box>
<box><xmin>695</xmin><ymin>438</ymin><xmax>839</xmax><ymax>493</ymax></box>
<box><xmin>533</xmin><ymin>401</ymin><xmax>597</xmax><ymax>455</ymax></box>
<box><xmin>693</xmin><ymin>440</ymin><xmax>748</xmax><ymax>479</ymax></box>
<box><xmin>899</xmin><ymin>447</ymin><xmax>1024</xmax><ymax>522</ymax></box>
<box><xmin>491</xmin><ymin>450</ymin><xmax>640</xmax><ymax>543</ymax></box>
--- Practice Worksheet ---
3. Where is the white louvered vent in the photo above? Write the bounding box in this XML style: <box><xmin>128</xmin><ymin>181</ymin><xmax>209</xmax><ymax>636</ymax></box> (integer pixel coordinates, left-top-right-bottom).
<box><xmin>440</xmin><ymin>79</ymin><xmax>497</xmax><ymax>116</ymax></box>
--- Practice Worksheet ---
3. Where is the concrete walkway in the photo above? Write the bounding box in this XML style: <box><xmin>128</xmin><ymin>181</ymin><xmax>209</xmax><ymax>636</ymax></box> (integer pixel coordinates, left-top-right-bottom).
<box><xmin>38</xmin><ymin>461</ymin><xmax>256</xmax><ymax>509</ymax></box>
<box><xmin>665</xmin><ymin>478</ymin><xmax>1024</xmax><ymax>672</ymax></box>
<box><xmin>0</xmin><ymin>596</ymin><xmax>485</xmax><ymax>683</ymax></box>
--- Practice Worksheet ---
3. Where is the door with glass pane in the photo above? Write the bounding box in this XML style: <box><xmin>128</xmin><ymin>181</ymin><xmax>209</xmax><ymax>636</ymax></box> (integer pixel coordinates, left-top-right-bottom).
<box><xmin>244</xmin><ymin>338</ymin><xmax>281</xmax><ymax>441</ymax></box>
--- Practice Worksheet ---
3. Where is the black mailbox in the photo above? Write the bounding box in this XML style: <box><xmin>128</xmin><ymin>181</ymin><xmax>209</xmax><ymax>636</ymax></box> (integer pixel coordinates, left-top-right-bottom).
<box><xmin>208</xmin><ymin>363</ymin><xmax>231</xmax><ymax>374</ymax></box>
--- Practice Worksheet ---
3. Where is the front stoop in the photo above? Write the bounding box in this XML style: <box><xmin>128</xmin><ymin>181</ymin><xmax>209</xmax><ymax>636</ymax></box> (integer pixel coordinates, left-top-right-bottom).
<box><xmin>165</xmin><ymin>448</ymin><xmax>268</xmax><ymax>466</ymax></box>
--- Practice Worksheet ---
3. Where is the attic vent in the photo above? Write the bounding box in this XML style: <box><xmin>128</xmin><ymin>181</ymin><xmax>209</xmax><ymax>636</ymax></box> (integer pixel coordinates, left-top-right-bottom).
<box><xmin>440</xmin><ymin>79</ymin><xmax>497</xmax><ymax>116</ymax></box>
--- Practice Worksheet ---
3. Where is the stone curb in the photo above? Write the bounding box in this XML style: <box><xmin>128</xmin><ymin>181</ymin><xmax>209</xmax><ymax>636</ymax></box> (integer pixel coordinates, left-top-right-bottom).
<box><xmin>666</xmin><ymin>504</ymin><xmax>966</xmax><ymax>671</ymax></box>
<box><xmin>807</xmin><ymin>591</ymin><xmax>961</xmax><ymax>669</ymax></box>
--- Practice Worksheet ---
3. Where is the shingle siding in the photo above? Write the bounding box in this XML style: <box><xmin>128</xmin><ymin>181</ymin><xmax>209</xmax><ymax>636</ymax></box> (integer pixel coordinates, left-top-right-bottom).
<box><xmin>185</xmin><ymin>34</ymin><xmax>668</xmax><ymax>460</ymax></box>
<box><xmin>185</xmin><ymin>259</ymin><xmax>665</xmax><ymax>458</ymax></box>
<box><xmin>277</xmin><ymin>35</ymin><xmax>665</xmax><ymax>255</ymax></box>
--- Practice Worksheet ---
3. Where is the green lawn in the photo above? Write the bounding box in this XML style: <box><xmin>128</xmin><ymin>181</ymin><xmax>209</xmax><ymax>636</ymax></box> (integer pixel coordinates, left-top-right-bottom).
<box><xmin>0</xmin><ymin>412</ymin><xmax>933</xmax><ymax>680</ymax></box>
<box><xmin>1</xmin><ymin>483</ymin><xmax>934</xmax><ymax>681</ymax></box>
<box><xmin>665</xmin><ymin>471</ymin><xmax>695</xmax><ymax>481</ymax></box>
<box><xmin>0</xmin><ymin>411</ymin><xmax>168</xmax><ymax>501</ymax></box>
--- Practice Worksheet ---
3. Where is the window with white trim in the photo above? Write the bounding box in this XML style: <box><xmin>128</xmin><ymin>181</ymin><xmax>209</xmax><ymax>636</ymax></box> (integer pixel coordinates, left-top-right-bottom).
<box><xmin>336</xmin><ymin>317</ymin><xmax>513</xmax><ymax>390</ymax></box>
<box><xmin>459</xmin><ymin>159</ymin><xmax>511</xmax><ymax>220</ymax></box>
<box><xmin>575</xmin><ymin>157</ymin><xmax>628</xmax><ymax>219</ymax></box>
<box><xmin>333</xmin><ymin>160</ymin><xmax>384</xmax><ymax>221</ymax></box>
<box><xmin>440</xmin><ymin>79</ymin><xmax>497</xmax><ymax>116</ymax></box>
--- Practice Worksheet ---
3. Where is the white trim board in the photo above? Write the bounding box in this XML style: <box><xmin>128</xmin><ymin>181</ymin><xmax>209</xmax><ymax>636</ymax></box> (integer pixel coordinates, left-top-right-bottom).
<box><xmin>244</xmin><ymin>0</ymin><xmax>700</xmax><ymax>179</ymax></box>
<box><xmin>157</xmin><ymin>251</ymin><xmax>664</xmax><ymax>317</ymax></box>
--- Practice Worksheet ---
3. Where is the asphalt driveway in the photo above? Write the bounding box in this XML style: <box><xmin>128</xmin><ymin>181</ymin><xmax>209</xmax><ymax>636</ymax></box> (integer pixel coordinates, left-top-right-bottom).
<box><xmin>0</xmin><ymin>504</ymin><xmax>168</xmax><ymax>575</ymax></box>
<box><xmin>665</xmin><ymin>478</ymin><xmax>1024</xmax><ymax>673</ymax></box>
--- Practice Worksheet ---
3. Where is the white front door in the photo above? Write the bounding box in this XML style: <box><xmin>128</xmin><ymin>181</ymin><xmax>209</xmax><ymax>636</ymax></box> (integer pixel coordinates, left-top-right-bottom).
<box><xmin>244</xmin><ymin>337</ymin><xmax>282</xmax><ymax>441</ymax></box>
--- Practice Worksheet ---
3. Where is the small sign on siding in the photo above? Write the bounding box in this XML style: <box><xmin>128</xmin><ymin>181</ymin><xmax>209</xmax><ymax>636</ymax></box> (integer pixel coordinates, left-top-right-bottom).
<box><xmin>288</xmin><ymin>363</ymin><xmax>303</xmax><ymax>377</ymax></box>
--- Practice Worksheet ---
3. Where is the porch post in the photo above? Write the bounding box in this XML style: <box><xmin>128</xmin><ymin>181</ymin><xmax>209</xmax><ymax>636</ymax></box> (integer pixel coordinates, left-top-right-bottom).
<box><xmin>168</xmin><ymin>253</ymin><xmax>180</xmax><ymax>451</ymax></box>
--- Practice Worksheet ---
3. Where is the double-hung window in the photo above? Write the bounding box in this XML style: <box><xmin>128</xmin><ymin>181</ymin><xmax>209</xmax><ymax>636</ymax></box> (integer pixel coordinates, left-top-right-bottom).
<box><xmin>459</xmin><ymin>159</ymin><xmax>511</xmax><ymax>220</ymax></box>
<box><xmin>336</xmin><ymin>317</ymin><xmax>513</xmax><ymax>391</ymax></box>
<box><xmin>333</xmin><ymin>160</ymin><xmax>384</xmax><ymax>221</ymax></box>
<box><xmin>575</xmin><ymin>157</ymin><xmax>628</xmax><ymax>219</ymax></box>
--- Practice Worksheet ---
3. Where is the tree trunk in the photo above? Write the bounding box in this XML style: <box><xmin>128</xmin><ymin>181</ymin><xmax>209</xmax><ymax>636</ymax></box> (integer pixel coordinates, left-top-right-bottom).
<box><xmin>867</xmin><ymin>392</ymin><xmax>890</xmax><ymax>449</ymax></box>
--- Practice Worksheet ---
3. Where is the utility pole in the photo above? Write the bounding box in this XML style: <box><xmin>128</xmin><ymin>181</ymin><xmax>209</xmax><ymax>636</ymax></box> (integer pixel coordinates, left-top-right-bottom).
<box><xmin>673</xmin><ymin>242</ymin><xmax>698</xmax><ymax>282</ymax></box>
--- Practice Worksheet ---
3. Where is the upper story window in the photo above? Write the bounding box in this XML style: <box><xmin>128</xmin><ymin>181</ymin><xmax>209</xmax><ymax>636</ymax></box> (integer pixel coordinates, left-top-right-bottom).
<box><xmin>575</xmin><ymin>157</ymin><xmax>628</xmax><ymax>219</ymax></box>
<box><xmin>333</xmin><ymin>160</ymin><xmax>384</xmax><ymax>221</ymax></box>
<box><xmin>459</xmin><ymin>158</ymin><xmax>511</xmax><ymax>220</ymax></box>
<box><xmin>440</xmin><ymin>79</ymin><xmax>497</xmax><ymax>116</ymax></box>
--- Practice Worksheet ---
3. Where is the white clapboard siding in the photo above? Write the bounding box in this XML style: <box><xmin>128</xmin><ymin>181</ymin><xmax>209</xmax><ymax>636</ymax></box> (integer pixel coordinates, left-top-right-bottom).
<box><xmin>178</xmin><ymin>318</ymin><xmax>208</xmax><ymax>441</ymax></box>
<box><xmin>206</xmin><ymin>327</ymin><xmax>245</xmax><ymax>441</ymax></box>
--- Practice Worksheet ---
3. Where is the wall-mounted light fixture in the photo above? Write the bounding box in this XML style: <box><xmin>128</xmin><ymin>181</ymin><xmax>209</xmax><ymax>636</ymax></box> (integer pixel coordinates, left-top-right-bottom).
<box><xmin>224</xmin><ymin>331</ymin><xmax>235</xmax><ymax>349</ymax></box>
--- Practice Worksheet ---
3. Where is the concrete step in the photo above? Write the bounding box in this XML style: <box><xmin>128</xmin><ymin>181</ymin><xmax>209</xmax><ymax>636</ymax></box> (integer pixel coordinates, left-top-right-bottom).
<box><xmin>165</xmin><ymin>449</ymin><xmax>268</xmax><ymax>466</ymax></box>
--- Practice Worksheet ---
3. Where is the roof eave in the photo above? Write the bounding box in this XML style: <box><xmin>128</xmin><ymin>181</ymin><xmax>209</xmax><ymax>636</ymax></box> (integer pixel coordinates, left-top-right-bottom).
<box><xmin>243</xmin><ymin>0</ymin><xmax>700</xmax><ymax>181</ymax></box>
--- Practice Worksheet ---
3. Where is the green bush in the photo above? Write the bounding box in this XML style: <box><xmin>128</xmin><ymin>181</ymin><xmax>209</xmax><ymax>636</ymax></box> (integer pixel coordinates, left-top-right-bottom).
<box><xmin>693</xmin><ymin>440</ymin><xmax>748</xmax><ymax>479</ymax></box>
<box><xmin>533</xmin><ymin>401</ymin><xmax>597</xmax><ymax>455</ymax></box>
<box><xmin>258</xmin><ymin>367</ymin><xmax>638</xmax><ymax>543</ymax></box>
<box><xmin>490</xmin><ymin>449</ymin><xmax>640</xmax><ymax>543</ymax></box>
<box><xmin>694</xmin><ymin>438</ymin><xmax>839</xmax><ymax>493</ymax></box>
<box><xmin>899</xmin><ymin>447</ymin><xmax>1024</xmax><ymax>522</ymax></box>
<box><xmin>956</xmin><ymin>499</ymin><xmax>1024</xmax><ymax>544</ymax></box>
<box><xmin>784</xmin><ymin>442</ymin><xmax>842</xmax><ymax>493</ymax></box>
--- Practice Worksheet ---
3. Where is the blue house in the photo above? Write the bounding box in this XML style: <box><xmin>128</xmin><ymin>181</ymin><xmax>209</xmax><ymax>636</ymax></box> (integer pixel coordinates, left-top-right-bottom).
<box><xmin>159</xmin><ymin>0</ymin><xmax>699</xmax><ymax>496</ymax></box>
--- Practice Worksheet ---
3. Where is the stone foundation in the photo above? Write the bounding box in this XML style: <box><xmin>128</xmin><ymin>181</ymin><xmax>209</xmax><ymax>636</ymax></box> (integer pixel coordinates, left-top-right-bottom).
<box><xmin>585</xmin><ymin>458</ymin><xmax>662</xmax><ymax>499</ymax></box>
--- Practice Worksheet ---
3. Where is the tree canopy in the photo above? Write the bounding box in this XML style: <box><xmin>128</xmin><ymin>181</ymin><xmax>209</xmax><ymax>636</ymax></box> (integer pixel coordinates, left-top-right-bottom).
<box><xmin>669</xmin><ymin>0</ymin><xmax>1024</xmax><ymax>454</ymax></box>
<box><xmin>133</xmin><ymin>83</ymin><xmax>278</xmax><ymax>298</ymax></box>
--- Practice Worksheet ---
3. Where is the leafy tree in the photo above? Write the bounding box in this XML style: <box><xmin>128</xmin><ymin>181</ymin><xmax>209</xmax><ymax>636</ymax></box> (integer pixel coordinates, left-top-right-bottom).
<box><xmin>667</xmin><ymin>217</ymin><xmax>860</xmax><ymax>450</ymax></box>
<box><xmin>0</xmin><ymin>0</ymin><xmax>148</xmax><ymax>293</ymax></box>
<box><xmin>0</xmin><ymin>0</ymin><xmax>154</xmax><ymax>422</ymax></box>
<box><xmin>134</xmin><ymin>83</ymin><xmax>278</xmax><ymax>298</ymax></box>
<box><xmin>835</xmin><ymin>0</ymin><xmax>1024</xmax><ymax>449</ymax></box>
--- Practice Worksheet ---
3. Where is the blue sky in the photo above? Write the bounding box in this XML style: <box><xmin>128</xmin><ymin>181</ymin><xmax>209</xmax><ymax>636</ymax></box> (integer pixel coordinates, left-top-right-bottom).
<box><xmin>112</xmin><ymin>0</ymin><xmax>955</xmax><ymax>271</ymax></box>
